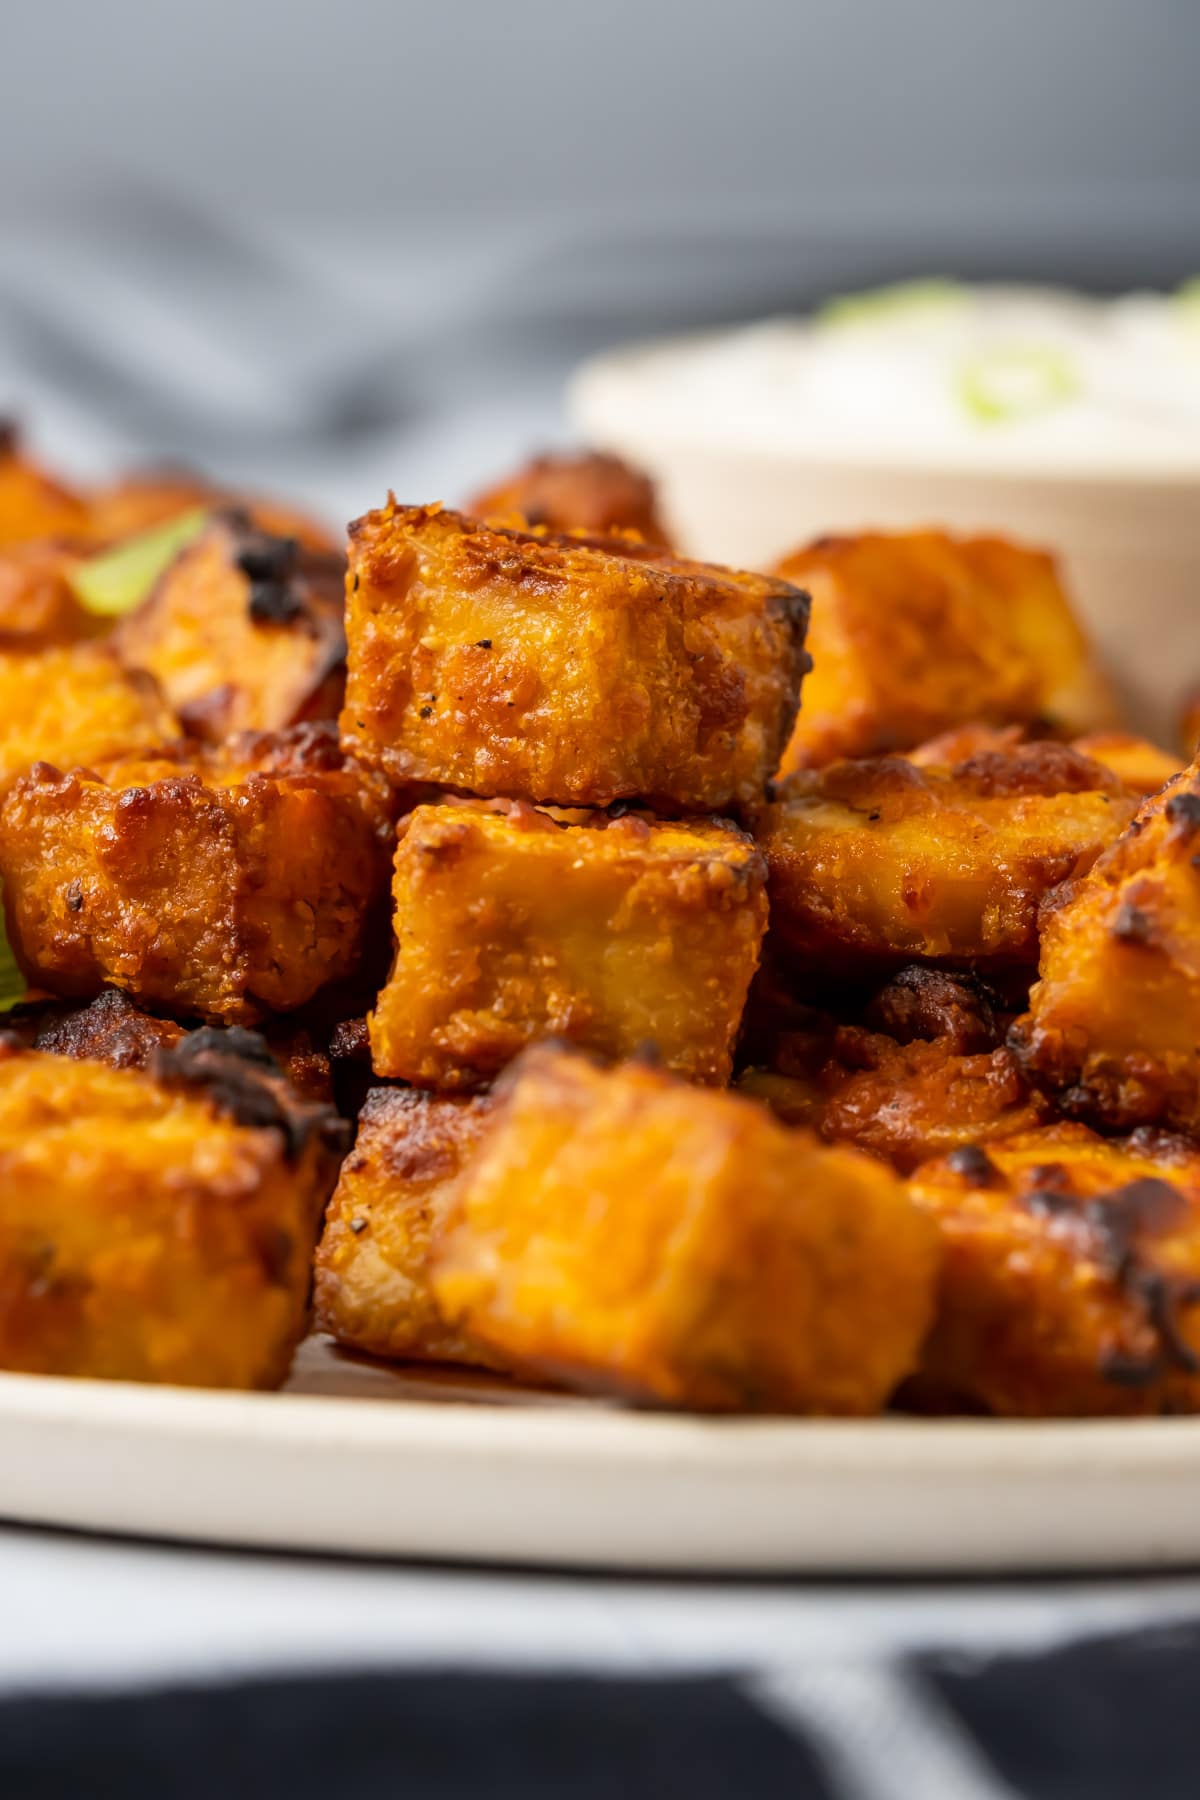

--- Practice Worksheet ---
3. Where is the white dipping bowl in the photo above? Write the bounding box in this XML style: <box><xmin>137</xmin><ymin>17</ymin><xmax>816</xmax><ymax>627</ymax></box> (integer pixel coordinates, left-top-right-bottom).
<box><xmin>571</xmin><ymin>324</ymin><xmax>1200</xmax><ymax>741</ymax></box>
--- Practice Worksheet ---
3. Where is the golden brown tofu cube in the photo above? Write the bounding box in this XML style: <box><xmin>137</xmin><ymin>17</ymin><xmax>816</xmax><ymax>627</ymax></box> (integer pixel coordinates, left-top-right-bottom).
<box><xmin>0</xmin><ymin>721</ymin><xmax>394</xmax><ymax>1025</ymax></box>
<box><xmin>0</xmin><ymin>1037</ymin><xmax>346</xmax><ymax>1387</ymax></box>
<box><xmin>773</xmin><ymin>530</ymin><xmax>1115</xmax><ymax>774</ymax></box>
<box><xmin>433</xmin><ymin>1045</ymin><xmax>939</xmax><ymax>1413</ymax></box>
<box><xmin>468</xmin><ymin>449</ymin><xmax>673</xmax><ymax>547</ymax></box>
<box><xmin>1070</xmin><ymin>732</ymin><xmax>1181</xmax><ymax>798</ymax></box>
<box><xmin>909</xmin><ymin>724</ymin><xmax>1181</xmax><ymax>800</ymax></box>
<box><xmin>0</xmin><ymin>424</ymin><xmax>89</xmax><ymax>547</ymax></box>
<box><xmin>0</xmin><ymin>645</ymin><xmax>178</xmax><ymax>796</ymax></box>
<box><xmin>85</xmin><ymin>470</ymin><xmax>338</xmax><ymax>553</ymax></box>
<box><xmin>369</xmin><ymin>799</ymin><xmax>768</xmax><ymax>1089</ymax></box>
<box><xmin>1010</xmin><ymin>761</ymin><xmax>1200</xmax><ymax>1135</ymax></box>
<box><xmin>757</xmin><ymin>741</ymin><xmax>1136</xmax><ymax>977</ymax></box>
<box><xmin>340</xmin><ymin>501</ymin><xmax>809</xmax><ymax>811</ymax></box>
<box><xmin>908</xmin><ymin>1124</ymin><xmax>1200</xmax><ymax>1415</ymax></box>
<box><xmin>116</xmin><ymin>512</ymin><xmax>346</xmax><ymax>739</ymax></box>
<box><xmin>315</xmin><ymin>1087</ymin><xmax>497</xmax><ymax>1365</ymax></box>
<box><xmin>0</xmin><ymin>542</ymin><xmax>104</xmax><ymax>650</ymax></box>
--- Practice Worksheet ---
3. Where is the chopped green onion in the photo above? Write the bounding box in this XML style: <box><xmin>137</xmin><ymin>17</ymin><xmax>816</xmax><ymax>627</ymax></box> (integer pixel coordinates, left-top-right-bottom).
<box><xmin>1174</xmin><ymin>278</ymin><xmax>1200</xmax><ymax>327</ymax></box>
<box><xmin>69</xmin><ymin>507</ymin><xmax>212</xmax><ymax>619</ymax></box>
<box><xmin>955</xmin><ymin>345</ymin><xmax>1079</xmax><ymax>424</ymax></box>
<box><xmin>0</xmin><ymin>903</ymin><xmax>23</xmax><ymax>1015</ymax></box>
<box><xmin>818</xmin><ymin>279</ymin><xmax>965</xmax><ymax>329</ymax></box>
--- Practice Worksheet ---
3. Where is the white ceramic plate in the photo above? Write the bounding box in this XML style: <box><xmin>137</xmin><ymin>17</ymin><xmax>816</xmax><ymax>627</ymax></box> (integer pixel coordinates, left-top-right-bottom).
<box><xmin>3</xmin><ymin>1337</ymin><xmax>1200</xmax><ymax>1573</ymax></box>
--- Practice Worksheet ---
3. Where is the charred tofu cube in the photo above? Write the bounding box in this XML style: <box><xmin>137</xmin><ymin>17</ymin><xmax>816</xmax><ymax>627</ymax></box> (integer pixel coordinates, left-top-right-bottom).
<box><xmin>0</xmin><ymin>645</ymin><xmax>177</xmax><ymax>795</ymax></box>
<box><xmin>757</xmin><ymin>741</ymin><xmax>1136</xmax><ymax>977</ymax></box>
<box><xmin>0</xmin><ymin>424</ymin><xmax>88</xmax><ymax>546</ymax></box>
<box><xmin>0</xmin><ymin>722</ymin><xmax>394</xmax><ymax>1024</ymax></box>
<box><xmin>432</xmin><ymin>1045</ymin><xmax>939</xmax><ymax>1413</ymax></box>
<box><xmin>774</xmin><ymin>531</ymin><xmax>1115</xmax><ymax>774</ymax></box>
<box><xmin>315</xmin><ymin>1087</ymin><xmax>497</xmax><ymax>1365</ymax></box>
<box><xmin>1010</xmin><ymin>761</ymin><xmax>1200</xmax><ymax>1135</ymax></box>
<box><xmin>468</xmin><ymin>449</ymin><xmax>673</xmax><ymax>547</ymax></box>
<box><xmin>0</xmin><ymin>1037</ymin><xmax>346</xmax><ymax>1387</ymax></box>
<box><xmin>909</xmin><ymin>1124</ymin><xmax>1200</xmax><ymax>1415</ymax></box>
<box><xmin>369</xmin><ymin>799</ymin><xmax>768</xmax><ymax>1088</ymax></box>
<box><xmin>8</xmin><ymin>988</ymin><xmax>332</xmax><ymax>1103</ymax></box>
<box><xmin>116</xmin><ymin>512</ymin><xmax>346</xmax><ymax>740</ymax></box>
<box><xmin>735</xmin><ymin>969</ymin><xmax>1049</xmax><ymax>1173</ymax></box>
<box><xmin>340</xmin><ymin>501</ymin><xmax>809</xmax><ymax>811</ymax></box>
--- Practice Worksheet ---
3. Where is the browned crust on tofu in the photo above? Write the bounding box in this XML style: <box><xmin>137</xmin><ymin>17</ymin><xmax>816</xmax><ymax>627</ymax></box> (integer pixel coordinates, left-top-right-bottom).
<box><xmin>340</xmin><ymin>500</ymin><xmax>809</xmax><ymax>812</ymax></box>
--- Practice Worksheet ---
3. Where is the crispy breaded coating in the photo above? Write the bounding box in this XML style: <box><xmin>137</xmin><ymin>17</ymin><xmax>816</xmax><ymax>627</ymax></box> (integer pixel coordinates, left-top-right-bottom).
<box><xmin>340</xmin><ymin>500</ymin><xmax>809</xmax><ymax>811</ymax></box>
<box><xmin>0</xmin><ymin>1038</ymin><xmax>346</xmax><ymax>1387</ymax></box>
<box><xmin>432</xmin><ymin>1045</ymin><xmax>938</xmax><ymax>1413</ymax></box>
<box><xmin>0</xmin><ymin>645</ymin><xmax>178</xmax><ymax>795</ymax></box>
<box><xmin>116</xmin><ymin>512</ymin><xmax>346</xmax><ymax>739</ymax></box>
<box><xmin>0</xmin><ymin>721</ymin><xmax>394</xmax><ymax>1025</ymax></box>
<box><xmin>908</xmin><ymin>1124</ymin><xmax>1200</xmax><ymax>1415</ymax></box>
<box><xmin>757</xmin><ymin>742</ymin><xmax>1136</xmax><ymax>977</ymax></box>
<box><xmin>85</xmin><ymin>470</ymin><xmax>337</xmax><ymax>553</ymax></box>
<box><xmin>468</xmin><ymin>450</ymin><xmax>673</xmax><ymax>547</ymax></box>
<box><xmin>0</xmin><ymin>423</ymin><xmax>88</xmax><ymax>546</ymax></box>
<box><xmin>315</xmin><ymin>1087</ymin><xmax>497</xmax><ymax>1365</ymax></box>
<box><xmin>773</xmin><ymin>530</ymin><xmax>1115</xmax><ymax>774</ymax></box>
<box><xmin>0</xmin><ymin>541</ymin><xmax>102</xmax><ymax>650</ymax></box>
<box><xmin>369</xmin><ymin>799</ymin><xmax>767</xmax><ymax>1088</ymax></box>
<box><xmin>1010</xmin><ymin>760</ymin><xmax>1200</xmax><ymax>1135</ymax></box>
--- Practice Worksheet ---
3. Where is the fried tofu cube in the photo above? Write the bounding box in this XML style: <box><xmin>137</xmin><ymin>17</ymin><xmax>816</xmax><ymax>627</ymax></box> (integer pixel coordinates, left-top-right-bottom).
<box><xmin>735</xmin><ymin>971</ymin><xmax>1049</xmax><ymax>1173</ymax></box>
<box><xmin>116</xmin><ymin>512</ymin><xmax>346</xmax><ymax>740</ymax></box>
<box><xmin>85</xmin><ymin>470</ymin><xmax>338</xmax><ymax>553</ymax></box>
<box><xmin>812</xmin><ymin>1034</ymin><xmax>1051</xmax><ymax>1174</ymax></box>
<box><xmin>468</xmin><ymin>449</ymin><xmax>673</xmax><ymax>547</ymax></box>
<box><xmin>340</xmin><ymin>501</ymin><xmax>809</xmax><ymax>811</ymax></box>
<box><xmin>1010</xmin><ymin>761</ymin><xmax>1200</xmax><ymax>1135</ymax></box>
<box><xmin>0</xmin><ymin>722</ymin><xmax>394</xmax><ymax>1024</ymax></box>
<box><xmin>432</xmin><ymin>1045</ymin><xmax>939</xmax><ymax>1413</ymax></box>
<box><xmin>369</xmin><ymin>799</ymin><xmax>768</xmax><ymax>1088</ymax></box>
<box><xmin>0</xmin><ymin>542</ymin><xmax>103</xmax><ymax>650</ymax></box>
<box><xmin>0</xmin><ymin>1037</ymin><xmax>346</xmax><ymax>1387</ymax></box>
<box><xmin>908</xmin><ymin>1124</ymin><xmax>1200</xmax><ymax>1415</ymax></box>
<box><xmin>0</xmin><ymin>645</ymin><xmax>178</xmax><ymax>795</ymax></box>
<box><xmin>773</xmin><ymin>531</ymin><xmax>1115</xmax><ymax>774</ymax></box>
<box><xmin>8</xmin><ymin>988</ymin><xmax>333</xmax><ymax>1103</ymax></box>
<box><xmin>315</xmin><ymin>1087</ymin><xmax>497</xmax><ymax>1365</ymax></box>
<box><xmin>909</xmin><ymin>725</ymin><xmax>1181</xmax><ymax>800</ymax></box>
<box><xmin>0</xmin><ymin>424</ymin><xmax>88</xmax><ymax>546</ymax></box>
<box><xmin>757</xmin><ymin>741</ymin><xmax>1136</xmax><ymax>977</ymax></box>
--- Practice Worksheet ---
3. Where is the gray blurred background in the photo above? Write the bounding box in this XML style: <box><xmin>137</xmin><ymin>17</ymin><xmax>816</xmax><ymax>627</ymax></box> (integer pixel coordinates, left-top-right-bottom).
<box><xmin>2</xmin><ymin>0</ymin><xmax>1197</xmax><ymax>522</ymax></box>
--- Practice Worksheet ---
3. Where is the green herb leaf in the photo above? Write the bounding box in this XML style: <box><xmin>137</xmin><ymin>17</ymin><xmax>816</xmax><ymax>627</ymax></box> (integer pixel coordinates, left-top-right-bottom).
<box><xmin>69</xmin><ymin>507</ymin><xmax>212</xmax><ymax>620</ymax></box>
<box><xmin>0</xmin><ymin>901</ymin><xmax>24</xmax><ymax>1015</ymax></box>
<box><xmin>817</xmin><ymin>279</ymin><xmax>965</xmax><ymax>329</ymax></box>
<box><xmin>955</xmin><ymin>345</ymin><xmax>1079</xmax><ymax>424</ymax></box>
<box><xmin>1174</xmin><ymin>277</ymin><xmax>1200</xmax><ymax>327</ymax></box>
